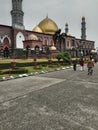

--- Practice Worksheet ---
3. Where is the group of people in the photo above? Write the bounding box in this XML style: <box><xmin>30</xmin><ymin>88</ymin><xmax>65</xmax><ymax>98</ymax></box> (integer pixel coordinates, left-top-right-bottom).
<box><xmin>73</xmin><ymin>57</ymin><xmax>95</xmax><ymax>75</ymax></box>
<box><xmin>72</xmin><ymin>58</ymin><xmax>84</xmax><ymax>71</ymax></box>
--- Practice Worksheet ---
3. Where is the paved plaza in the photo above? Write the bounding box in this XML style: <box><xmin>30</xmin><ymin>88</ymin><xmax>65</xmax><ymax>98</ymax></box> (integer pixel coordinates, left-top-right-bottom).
<box><xmin>0</xmin><ymin>63</ymin><xmax>98</xmax><ymax>130</ymax></box>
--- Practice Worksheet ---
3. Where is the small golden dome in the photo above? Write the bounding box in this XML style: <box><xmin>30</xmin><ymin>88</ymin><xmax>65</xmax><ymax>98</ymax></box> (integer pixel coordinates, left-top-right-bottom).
<box><xmin>91</xmin><ymin>50</ymin><xmax>97</xmax><ymax>53</ymax></box>
<box><xmin>66</xmin><ymin>32</ymin><xmax>71</xmax><ymax>36</ymax></box>
<box><xmin>33</xmin><ymin>26</ymin><xmax>43</xmax><ymax>33</ymax></box>
<box><xmin>38</xmin><ymin>16</ymin><xmax>58</xmax><ymax>34</ymax></box>
<box><xmin>28</xmin><ymin>34</ymin><xmax>38</xmax><ymax>40</ymax></box>
<box><xmin>49</xmin><ymin>45</ymin><xmax>56</xmax><ymax>51</ymax></box>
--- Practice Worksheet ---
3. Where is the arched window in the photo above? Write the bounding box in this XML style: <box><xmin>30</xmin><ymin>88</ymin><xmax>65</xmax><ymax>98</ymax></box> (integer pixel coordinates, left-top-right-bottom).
<box><xmin>44</xmin><ymin>39</ymin><xmax>47</xmax><ymax>45</ymax></box>
<box><xmin>35</xmin><ymin>46</ymin><xmax>39</xmax><ymax>54</ymax></box>
<box><xmin>16</xmin><ymin>32</ymin><xmax>25</xmax><ymax>48</ymax></box>
<box><xmin>3</xmin><ymin>37</ymin><xmax>10</xmax><ymax>47</ymax></box>
<box><xmin>50</xmin><ymin>40</ymin><xmax>53</xmax><ymax>46</ymax></box>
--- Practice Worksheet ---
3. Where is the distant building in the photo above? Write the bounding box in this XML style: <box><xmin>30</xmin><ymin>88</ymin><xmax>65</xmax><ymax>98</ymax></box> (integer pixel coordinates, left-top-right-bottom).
<box><xmin>0</xmin><ymin>0</ymin><xmax>95</xmax><ymax>58</ymax></box>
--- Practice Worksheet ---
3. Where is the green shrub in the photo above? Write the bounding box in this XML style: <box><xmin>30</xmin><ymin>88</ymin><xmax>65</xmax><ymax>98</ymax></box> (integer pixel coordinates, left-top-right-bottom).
<box><xmin>56</xmin><ymin>53</ymin><xmax>63</xmax><ymax>61</ymax></box>
<box><xmin>38</xmin><ymin>64</ymin><xmax>43</xmax><ymax>69</ymax></box>
<box><xmin>3</xmin><ymin>68</ymin><xmax>28</xmax><ymax>74</ymax></box>
<box><xmin>56</xmin><ymin>52</ymin><xmax>71</xmax><ymax>64</ymax></box>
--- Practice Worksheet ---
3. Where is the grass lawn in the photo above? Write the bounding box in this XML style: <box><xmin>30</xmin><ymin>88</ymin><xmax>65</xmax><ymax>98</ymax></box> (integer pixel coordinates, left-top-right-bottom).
<box><xmin>0</xmin><ymin>58</ymin><xmax>67</xmax><ymax>79</ymax></box>
<box><xmin>0</xmin><ymin>58</ymin><xmax>57</xmax><ymax>63</ymax></box>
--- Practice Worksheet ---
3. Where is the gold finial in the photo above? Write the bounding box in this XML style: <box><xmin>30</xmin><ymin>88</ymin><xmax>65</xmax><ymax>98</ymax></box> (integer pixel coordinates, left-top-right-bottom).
<box><xmin>46</xmin><ymin>14</ymin><xmax>48</xmax><ymax>18</ymax></box>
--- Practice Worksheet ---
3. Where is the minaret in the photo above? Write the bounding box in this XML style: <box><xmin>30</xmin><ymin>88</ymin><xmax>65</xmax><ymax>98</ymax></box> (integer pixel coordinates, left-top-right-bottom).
<box><xmin>11</xmin><ymin>0</ymin><xmax>25</xmax><ymax>30</ymax></box>
<box><xmin>81</xmin><ymin>16</ymin><xmax>86</xmax><ymax>40</ymax></box>
<box><xmin>65</xmin><ymin>23</ymin><xmax>69</xmax><ymax>34</ymax></box>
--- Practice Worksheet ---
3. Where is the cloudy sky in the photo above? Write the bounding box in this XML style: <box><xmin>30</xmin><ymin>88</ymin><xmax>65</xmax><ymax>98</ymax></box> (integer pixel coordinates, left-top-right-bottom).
<box><xmin>0</xmin><ymin>0</ymin><xmax>98</xmax><ymax>48</ymax></box>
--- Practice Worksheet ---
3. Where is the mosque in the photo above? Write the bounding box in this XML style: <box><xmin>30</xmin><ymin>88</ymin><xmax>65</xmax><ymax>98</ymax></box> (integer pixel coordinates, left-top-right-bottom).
<box><xmin>0</xmin><ymin>0</ymin><xmax>95</xmax><ymax>58</ymax></box>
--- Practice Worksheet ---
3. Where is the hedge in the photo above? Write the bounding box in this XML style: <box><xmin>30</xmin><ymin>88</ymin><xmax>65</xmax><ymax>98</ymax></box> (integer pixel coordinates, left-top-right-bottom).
<box><xmin>0</xmin><ymin>60</ymin><xmax>70</xmax><ymax>70</ymax></box>
<box><xmin>2</xmin><ymin>68</ymin><xmax>28</xmax><ymax>74</ymax></box>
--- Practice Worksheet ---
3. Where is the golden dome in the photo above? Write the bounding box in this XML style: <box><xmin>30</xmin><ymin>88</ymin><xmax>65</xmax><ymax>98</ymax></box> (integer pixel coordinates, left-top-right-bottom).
<box><xmin>33</xmin><ymin>26</ymin><xmax>43</xmax><ymax>33</ymax></box>
<box><xmin>28</xmin><ymin>34</ymin><xmax>38</xmax><ymax>40</ymax></box>
<box><xmin>49</xmin><ymin>45</ymin><xmax>56</xmax><ymax>51</ymax></box>
<box><xmin>37</xmin><ymin>16</ymin><xmax>58</xmax><ymax>34</ymax></box>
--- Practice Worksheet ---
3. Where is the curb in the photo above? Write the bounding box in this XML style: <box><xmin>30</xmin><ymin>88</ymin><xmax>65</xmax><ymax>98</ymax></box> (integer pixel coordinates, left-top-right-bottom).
<box><xmin>0</xmin><ymin>66</ymin><xmax>73</xmax><ymax>82</ymax></box>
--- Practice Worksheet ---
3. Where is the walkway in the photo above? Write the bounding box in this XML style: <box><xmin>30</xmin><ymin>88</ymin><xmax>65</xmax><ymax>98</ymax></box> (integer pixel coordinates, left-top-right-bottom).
<box><xmin>0</xmin><ymin>63</ymin><xmax>98</xmax><ymax>130</ymax></box>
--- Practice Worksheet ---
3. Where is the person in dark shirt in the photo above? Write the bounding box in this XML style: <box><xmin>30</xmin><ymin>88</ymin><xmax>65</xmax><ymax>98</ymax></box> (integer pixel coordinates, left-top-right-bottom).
<box><xmin>73</xmin><ymin>59</ymin><xmax>78</xmax><ymax>71</ymax></box>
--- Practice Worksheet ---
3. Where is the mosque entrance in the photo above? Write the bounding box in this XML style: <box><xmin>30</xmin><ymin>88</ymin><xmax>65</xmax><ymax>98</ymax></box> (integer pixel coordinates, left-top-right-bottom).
<box><xmin>3</xmin><ymin>47</ymin><xmax>9</xmax><ymax>58</ymax></box>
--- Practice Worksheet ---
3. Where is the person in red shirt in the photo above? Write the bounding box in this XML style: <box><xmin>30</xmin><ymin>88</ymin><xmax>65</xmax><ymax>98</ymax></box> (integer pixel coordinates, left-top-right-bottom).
<box><xmin>79</xmin><ymin>58</ymin><xmax>84</xmax><ymax>71</ymax></box>
<box><xmin>87</xmin><ymin>58</ymin><xmax>94</xmax><ymax>75</ymax></box>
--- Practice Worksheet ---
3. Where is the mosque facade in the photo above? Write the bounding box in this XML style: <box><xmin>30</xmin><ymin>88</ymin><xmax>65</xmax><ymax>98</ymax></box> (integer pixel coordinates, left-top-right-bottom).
<box><xmin>0</xmin><ymin>0</ymin><xmax>95</xmax><ymax>58</ymax></box>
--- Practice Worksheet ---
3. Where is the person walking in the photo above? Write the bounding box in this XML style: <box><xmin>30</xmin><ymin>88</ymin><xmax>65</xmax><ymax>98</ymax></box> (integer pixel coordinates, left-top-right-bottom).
<box><xmin>73</xmin><ymin>58</ymin><xmax>78</xmax><ymax>71</ymax></box>
<box><xmin>87</xmin><ymin>58</ymin><xmax>94</xmax><ymax>75</ymax></box>
<box><xmin>79</xmin><ymin>58</ymin><xmax>84</xmax><ymax>71</ymax></box>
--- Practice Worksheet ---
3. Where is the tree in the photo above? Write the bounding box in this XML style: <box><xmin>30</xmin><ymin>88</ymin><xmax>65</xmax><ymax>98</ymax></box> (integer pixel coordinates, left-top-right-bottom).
<box><xmin>53</xmin><ymin>29</ymin><xmax>61</xmax><ymax>43</ymax></box>
<box><xmin>56</xmin><ymin>53</ymin><xmax>63</xmax><ymax>62</ymax></box>
<box><xmin>56</xmin><ymin>52</ymin><xmax>71</xmax><ymax>64</ymax></box>
<box><xmin>62</xmin><ymin>52</ymin><xmax>71</xmax><ymax>64</ymax></box>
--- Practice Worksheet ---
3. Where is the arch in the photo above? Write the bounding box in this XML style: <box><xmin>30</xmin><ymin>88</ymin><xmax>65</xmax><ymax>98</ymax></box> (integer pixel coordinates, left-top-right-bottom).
<box><xmin>43</xmin><ymin>39</ymin><xmax>47</xmax><ymax>45</ymax></box>
<box><xmin>35</xmin><ymin>45</ymin><xmax>40</xmax><ymax>54</ymax></box>
<box><xmin>50</xmin><ymin>39</ymin><xmax>53</xmax><ymax>46</ymax></box>
<box><xmin>3</xmin><ymin>37</ymin><xmax>10</xmax><ymax>47</ymax></box>
<box><xmin>16</xmin><ymin>32</ymin><xmax>25</xmax><ymax>48</ymax></box>
<box><xmin>2</xmin><ymin>35</ymin><xmax>11</xmax><ymax>46</ymax></box>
